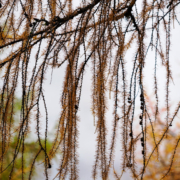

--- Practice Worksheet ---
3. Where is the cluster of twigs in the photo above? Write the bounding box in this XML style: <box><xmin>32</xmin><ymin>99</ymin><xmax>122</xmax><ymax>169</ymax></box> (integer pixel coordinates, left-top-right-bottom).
<box><xmin>0</xmin><ymin>0</ymin><xmax>180</xmax><ymax>179</ymax></box>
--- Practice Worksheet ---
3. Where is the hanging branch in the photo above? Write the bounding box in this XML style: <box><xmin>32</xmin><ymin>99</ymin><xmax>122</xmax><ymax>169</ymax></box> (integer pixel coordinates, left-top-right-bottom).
<box><xmin>0</xmin><ymin>0</ymin><xmax>180</xmax><ymax>179</ymax></box>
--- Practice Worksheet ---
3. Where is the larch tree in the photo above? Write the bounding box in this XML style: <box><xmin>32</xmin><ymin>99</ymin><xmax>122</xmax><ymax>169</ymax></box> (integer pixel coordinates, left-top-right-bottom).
<box><xmin>0</xmin><ymin>0</ymin><xmax>180</xmax><ymax>179</ymax></box>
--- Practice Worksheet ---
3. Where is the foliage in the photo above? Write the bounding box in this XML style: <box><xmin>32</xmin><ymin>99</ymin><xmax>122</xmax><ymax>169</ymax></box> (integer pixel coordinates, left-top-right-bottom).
<box><xmin>0</xmin><ymin>96</ymin><xmax>56</xmax><ymax>179</ymax></box>
<box><xmin>1</xmin><ymin>135</ymin><xmax>54</xmax><ymax>180</ymax></box>
<box><xmin>136</xmin><ymin>122</ymin><xmax>180</xmax><ymax>180</ymax></box>
<box><xmin>136</xmin><ymin>96</ymin><xmax>180</xmax><ymax>180</ymax></box>
<box><xmin>0</xmin><ymin>0</ymin><xmax>180</xmax><ymax>179</ymax></box>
